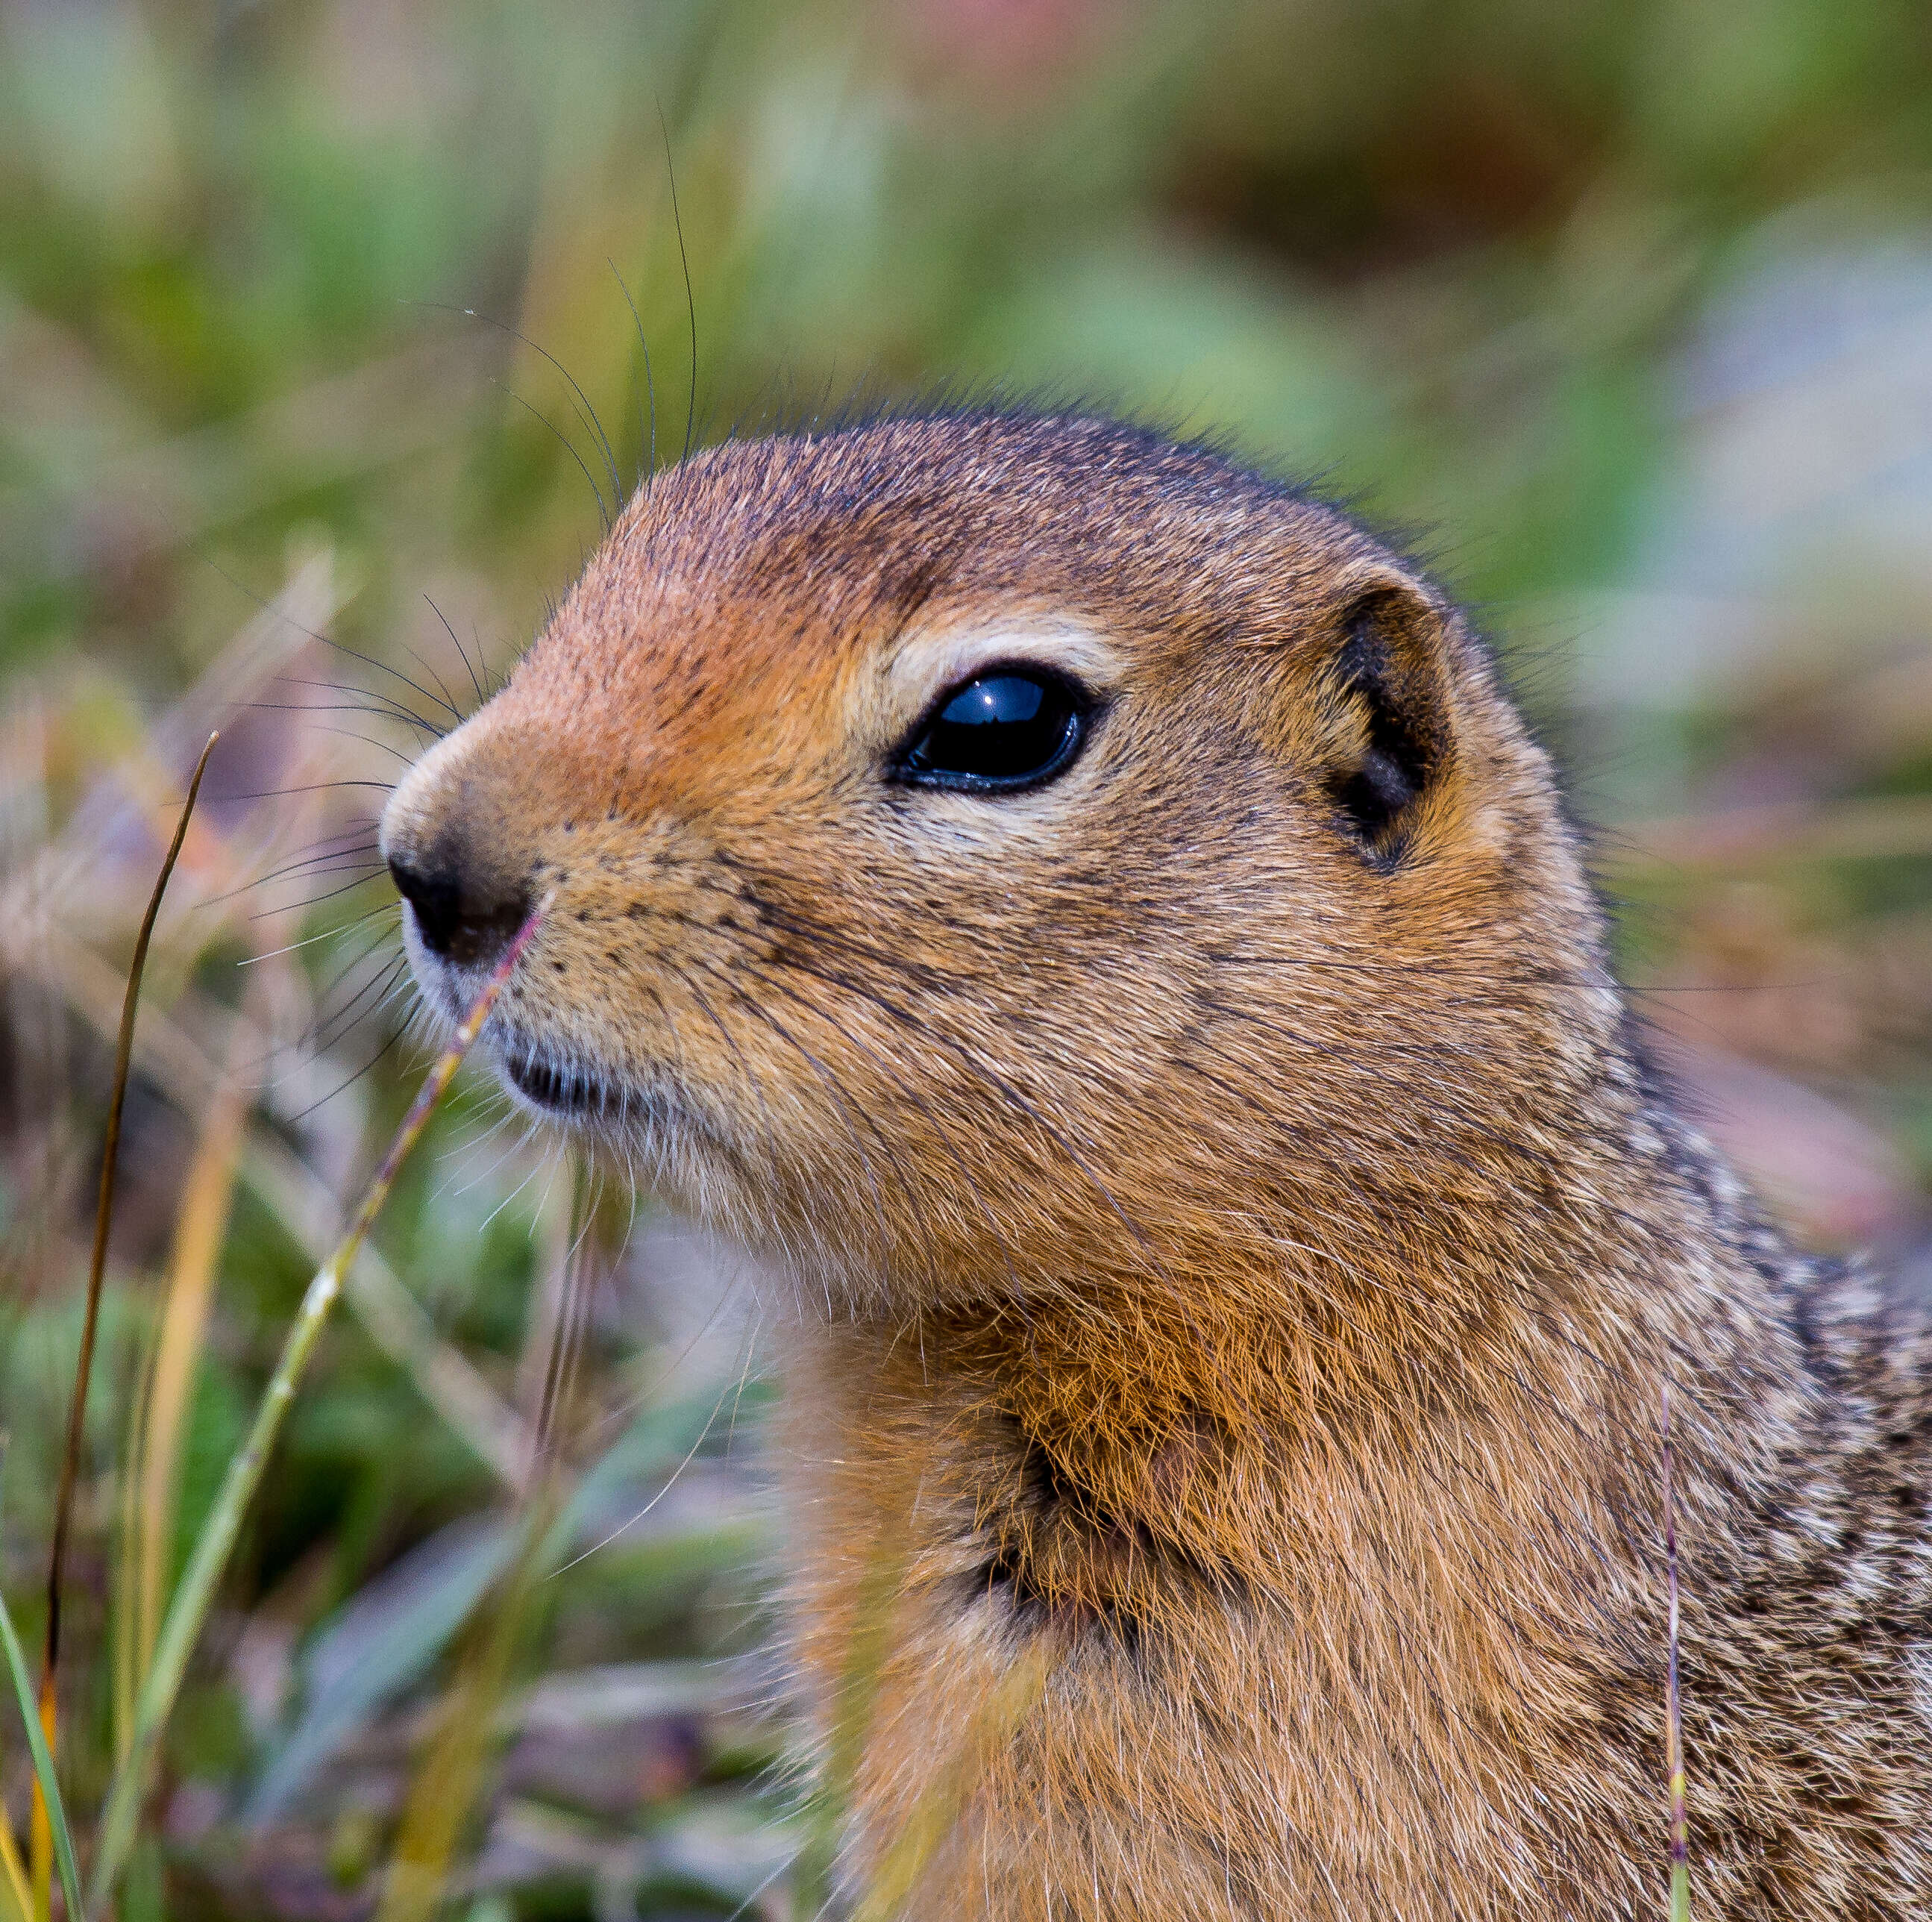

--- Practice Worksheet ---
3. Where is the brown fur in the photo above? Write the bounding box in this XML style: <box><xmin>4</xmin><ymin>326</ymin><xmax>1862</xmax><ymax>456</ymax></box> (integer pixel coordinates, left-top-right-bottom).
<box><xmin>383</xmin><ymin>413</ymin><xmax>1932</xmax><ymax>1918</ymax></box>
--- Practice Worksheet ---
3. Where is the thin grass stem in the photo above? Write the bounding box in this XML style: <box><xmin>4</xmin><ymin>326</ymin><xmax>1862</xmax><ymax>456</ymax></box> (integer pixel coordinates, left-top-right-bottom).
<box><xmin>0</xmin><ymin>1811</ymin><xmax>28</xmax><ymax>1922</ymax></box>
<box><xmin>134</xmin><ymin>1053</ymin><xmax>250</xmax><ymax>1689</ymax></box>
<box><xmin>0</xmin><ymin>1590</ymin><xmax>84</xmax><ymax>1922</ymax></box>
<box><xmin>1663</xmin><ymin>1383</ymin><xmax>1691</xmax><ymax>1922</ymax></box>
<box><xmin>36</xmin><ymin>730</ymin><xmax>216</xmax><ymax>1916</ymax></box>
<box><xmin>87</xmin><ymin>901</ymin><xmax>548</xmax><ymax>1911</ymax></box>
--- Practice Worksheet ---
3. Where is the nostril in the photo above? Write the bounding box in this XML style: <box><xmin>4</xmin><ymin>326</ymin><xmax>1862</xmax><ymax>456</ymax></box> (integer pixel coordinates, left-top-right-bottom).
<box><xmin>389</xmin><ymin>850</ymin><xmax>530</xmax><ymax>966</ymax></box>
<box><xmin>388</xmin><ymin>854</ymin><xmax>464</xmax><ymax>956</ymax></box>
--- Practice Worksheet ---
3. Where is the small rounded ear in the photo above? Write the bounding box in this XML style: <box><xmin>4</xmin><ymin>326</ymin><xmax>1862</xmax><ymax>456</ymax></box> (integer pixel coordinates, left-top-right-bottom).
<box><xmin>1308</xmin><ymin>569</ymin><xmax>1456</xmax><ymax>868</ymax></box>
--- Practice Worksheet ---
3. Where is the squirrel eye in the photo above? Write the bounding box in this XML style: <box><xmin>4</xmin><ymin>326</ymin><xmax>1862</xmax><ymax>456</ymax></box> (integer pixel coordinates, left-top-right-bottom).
<box><xmin>894</xmin><ymin>668</ymin><xmax>1090</xmax><ymax>792</ymax></box>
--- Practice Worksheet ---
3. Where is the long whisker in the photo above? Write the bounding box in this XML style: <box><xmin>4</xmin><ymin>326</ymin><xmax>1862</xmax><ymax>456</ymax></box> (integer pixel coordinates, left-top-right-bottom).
<box><xmin>659</xmin><ymin>108</ymin><xmax>700</xmax><ymax>465</ymax></box>
<box><xmin>221</xmin><ymin>856</ymin><xmax>386</xmax><ymax>909</ymax></box>
<box><xmin>304</xmin><ymin>954</ymin><xmax>414</xmax><ymax>1058</ymax></box>
<box><xmin>413</xmin><ymin>300</ymin><xmax>624</xmax><ymax>516</ymax></box>
<box><xmin>210</xmin><ymin>780</ymin><xmax>397</xmax><ymax>804</ymax></box>
<box><xmin>422</xmin><ymin>595</ymin><xmax>487</xmax><ymax>712</ymax></box>
<box><xmin>267</xmin><ymin>675</ymin><xmax>450</xmax><ymax>736</ymax></box>
<box><xmin>239</xmin><ymin>899</ymin><xmax>401</xmax><ymax>965</ymax></box>
<box><xmin>199</xmin><ymin>554</ymin><xmax>466</xmax><ymax>727</ymax></box>
<box><xmin>301</xmin><ymin>913</ymin><xmax>405</xmax><ymax>1001</ymax></box>
<box><xmin>247</xmin><ymin>870</ymin><xmax>392</xmax><ymax>919</ymax></box>
<box><xmin>239</xmin><ymin>930</ymin><xmax>406</xmax><ymax>1073</ymax></box>
<box><xmin>246</xmin><ymin>699</ymin><xmax>442</xmax><ymax>740</ymax></box>
<box><xmin>609</xmin><ymin>259</ymin><xmax>657</xmax><ymax>494</ymax></box>
<box><xmin>252</xmin><ymin>951</ymin><xmax>413</xmax><ymax>1082</ymax></box>
<box><xmin>278</xmin><ymin>1024</ymin><xmax>408</xmax><ymax>1124</ymax></box>
<box><xmin>489</xmin><ymin>376</ymin><xmax>615</xmax><ymax>532</ymax></box>
<box><xmin>308</xmin><ymin>724</ymin><xmax>423</xmax><ymax>768</ymax></box>
<box><xmin>213</xmin><ymin>835</ymin><xmax>382</xmax><ymax>902</ymax></box>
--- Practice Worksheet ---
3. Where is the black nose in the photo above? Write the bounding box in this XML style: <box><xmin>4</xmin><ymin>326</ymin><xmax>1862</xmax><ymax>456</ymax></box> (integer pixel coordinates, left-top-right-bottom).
<box><xmin>389</xmin><ymin>844</ymin><xmax>530</xmax><ymax>967</ymax></box>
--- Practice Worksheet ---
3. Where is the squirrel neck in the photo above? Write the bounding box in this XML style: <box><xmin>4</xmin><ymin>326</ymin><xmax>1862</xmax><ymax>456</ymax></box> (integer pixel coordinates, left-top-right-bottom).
<box><xmin>777</xmin><ymin>1063</ymin><xmax>1816</xmax><ymax>1702</ymax></box>
<box><xmin>769</xmin><ymin>1028</ymin><xmax>1834</xmax><ymax>1918</ymax></box>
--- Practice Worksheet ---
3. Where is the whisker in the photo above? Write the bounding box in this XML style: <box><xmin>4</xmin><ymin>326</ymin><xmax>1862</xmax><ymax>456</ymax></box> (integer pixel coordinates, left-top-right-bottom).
<box><xmin>303</xmin><ymin>954</ymin><xmax>413</xmax><ymax>1058</ymax></box>
<box><xmin>309</xmin><ymin>724</ymin><xmax>422</xmax><ymax>768</ymax></box>
<box><xmin>548</xmin><ymin>1365</ymin><xmax>744</xmax><ymax>1576</ymax></box>
<box><xmin>659</xmin><ymin>108</ymin><xmax>700</xmax><ymax>463</ymax></box>
<box><xmin>246</xmin><ymin>699</ymin><xmax>442</xmax><ymax>740</ymax></box>
<box><xmin>609</xmin><ymin>259</ymin><xmax>657</xmax><ymax>494</ymax></box>
<box><xmin>200</xmin><ymin>554</ymin><xmax>468</xmax><ymax>727</ymax></box>
<box><xmin>301</xmin><ymin>916</ymin><xmax>405</xmax><ymax>1004</ymax></box>
<box><xmin>213</xmin><ymin>836</ymin><xmax>383</xmax><ymax>902</ymax></box>
<box><xmin>210</xmin><ymin>780</ymin><xmax>397</xmax><ymax>804</ymax></box>
<box><xmin>272</xmin><ymin>950</ymin><xmax>415</xmax><ymax>1071</ymax></box>
<box><xmin>240</xmin><ymin>930</ymin><xmax>405</xmax><ymax>1072</ymax></box>
<box><xmin>238</xmin><ymin>899</ymin><xmax>401</xmax><ymax>964</ymax></box>
<box><xmin>219</xmin><ymin>856</ymin><xmax>386</xmax><ymax>908</ymax></box>
<box><xmin>423</xmin><ymin>595</ymin><xmax>487</xmax><ymax>712</ymax></box>
<box><xmin>413</xmin><ymin>299</ymin><xmax>624</xmax><ymax>517</ymax></box>
<box><xmin>279</xmin><ymin>1023</ymin><xmax>407</xmax><ymax>1124</ymax></box>
<box><xmin>268</xmin><ymin>674</ymin><xmax>450</xmax><ymax>736</ymax></box>
<box><xmin>246</xmin><ymin>870</ymin><xmax>392</xmax><ymax>919</ymax></box>
<box><xmin>489</xmin><ymin>375</ymin><xmax>614</xmax><ymax>531</ymax></box>
<box><xmin>388</xmin><ymin>622</ymin><xmax>467</xmax><ymax>727</ymax></box>
<box><xmin>451</xmin><ymin>1121</ymin><xmax>546</xmax><ymax>1209</ymax></box>
<box><xmin>471</xmin><ymin>1130</ymin><xmax>553</xmax><ymax>1230</ymax></box>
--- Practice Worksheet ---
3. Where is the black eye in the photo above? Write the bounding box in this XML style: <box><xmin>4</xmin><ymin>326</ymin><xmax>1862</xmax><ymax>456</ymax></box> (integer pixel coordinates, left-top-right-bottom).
<box><xmin>894</xmin><ymin>667</ymin><xmax>1091</xmax><ymax>792</ymax></box>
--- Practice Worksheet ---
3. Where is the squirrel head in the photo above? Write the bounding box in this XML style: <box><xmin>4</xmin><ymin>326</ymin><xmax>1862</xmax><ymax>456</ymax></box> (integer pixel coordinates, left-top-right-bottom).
<box><xmin>383</xmin><ymin>413</ymin><xmax>1612</xmax><ymax>1314</ymax></box>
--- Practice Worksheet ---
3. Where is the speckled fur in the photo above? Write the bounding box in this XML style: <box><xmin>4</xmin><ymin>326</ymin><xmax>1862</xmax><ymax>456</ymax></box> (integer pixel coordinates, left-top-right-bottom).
<box><xmin>383</xmin><ymin>413</ymin><xmax>1932</xmax><ymax>1918</ymax></box>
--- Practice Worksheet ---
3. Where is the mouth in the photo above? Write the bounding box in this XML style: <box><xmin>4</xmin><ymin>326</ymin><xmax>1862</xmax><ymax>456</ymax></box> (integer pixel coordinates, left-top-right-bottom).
<box><xmin>501</xmin><ymin>1045</ymin><xmax>627</xmax><ymax>1122</ymax></box>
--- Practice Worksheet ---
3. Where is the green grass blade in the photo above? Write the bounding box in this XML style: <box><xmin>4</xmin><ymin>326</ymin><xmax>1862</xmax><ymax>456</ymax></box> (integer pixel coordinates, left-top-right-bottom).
<box><xmin>0</xmin><ymin>1589</ymin><xmax>84</xmax><ymax>1922</ymax></box>
<box><xmin>87</xmin><ymin>902</ymin><xmax>549</xmax><ymax>1912</ymax></box>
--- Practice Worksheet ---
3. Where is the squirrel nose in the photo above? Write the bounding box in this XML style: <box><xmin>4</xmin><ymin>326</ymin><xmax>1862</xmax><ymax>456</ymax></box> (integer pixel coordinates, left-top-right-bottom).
<box><xmin>388</xmin><ymin>841</ymin><xmax>530</xmax><ymax>968</ymax></box>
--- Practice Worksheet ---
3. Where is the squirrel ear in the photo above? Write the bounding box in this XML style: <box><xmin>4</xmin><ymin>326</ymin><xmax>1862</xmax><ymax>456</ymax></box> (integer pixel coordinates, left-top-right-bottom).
<box><xmin>1310</xmin><ymin>569</ymin><xmax>1455</xmax><ymax>867</ymax></box>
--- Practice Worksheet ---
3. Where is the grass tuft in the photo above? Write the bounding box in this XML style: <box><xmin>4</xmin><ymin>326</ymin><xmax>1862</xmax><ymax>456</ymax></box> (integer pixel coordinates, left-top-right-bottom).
<box><xmin>87</xmin><ymin>901</ymin><xmax>550</xmax><ymax>1913</ymax></box>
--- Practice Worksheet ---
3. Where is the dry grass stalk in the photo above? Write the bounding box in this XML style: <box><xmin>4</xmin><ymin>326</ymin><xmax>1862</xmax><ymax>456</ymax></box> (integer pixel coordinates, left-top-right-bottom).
<box><xmin>87</xmin><ymin>900</ymin><xmax>550</xmax><ymax>1911</ymax></box>
<box><xmin>34</xmin><ymin>730</ymin><xmax>216</xmax><ymax>1920</ymax></box>
<box><xmin>372</xmin><ymin>1490</ymin><xmax>556</xmax><ymax>1922</ymax></box>
<box><xmin>0</xmin><ymin>1586</ymin><xmax>29</xmax><ymax>1922</ymax></box>
<box><xmin>0</xmin><ymin>1809</ymin><xmax>28</xmax><ymax>1922</ymax></box>
<box><xmin>134</xmin><ymin>1036</ymin><xmax>252</xmax><ymax>1685</ymax></box>
<box><xmin>1663</xmin><ymin>1384</ymin><xmax>1691</xmax><ymax>1921</ymax></box>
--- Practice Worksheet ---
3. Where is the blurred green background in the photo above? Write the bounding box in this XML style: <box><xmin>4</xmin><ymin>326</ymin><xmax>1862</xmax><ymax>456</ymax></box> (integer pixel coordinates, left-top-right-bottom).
<box><xmin>6</xmin><ymin>1</ymin><xmax>1932</xmax><ymax>1915</ymax></box>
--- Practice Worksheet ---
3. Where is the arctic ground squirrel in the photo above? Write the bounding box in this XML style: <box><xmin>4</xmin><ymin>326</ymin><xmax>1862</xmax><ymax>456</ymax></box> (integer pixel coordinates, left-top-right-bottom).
<box><xmin>383</xmin><ymin>411</ymin><xmax>1932</xmax><ymax>1919</ymax></box>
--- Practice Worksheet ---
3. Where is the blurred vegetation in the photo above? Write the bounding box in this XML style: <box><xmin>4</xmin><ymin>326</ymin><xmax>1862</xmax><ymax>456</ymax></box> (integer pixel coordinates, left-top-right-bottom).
<box><xmin>5</xmin><ymin>0</ymin><xmax>1932</xmax><ymax>1915</ymax></box>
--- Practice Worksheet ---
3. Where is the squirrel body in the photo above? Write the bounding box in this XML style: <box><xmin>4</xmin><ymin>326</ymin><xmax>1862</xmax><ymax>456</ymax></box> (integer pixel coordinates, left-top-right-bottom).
<box><xmin>383</xmin><ymin>413</ymin><xmax>1932</xmax><ymax>1918</ymax></box>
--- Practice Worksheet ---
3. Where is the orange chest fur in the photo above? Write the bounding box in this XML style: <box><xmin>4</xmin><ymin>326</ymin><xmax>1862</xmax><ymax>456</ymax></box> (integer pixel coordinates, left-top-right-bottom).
<box><xmin>775</xmin><ymin>1318</ymin><xmax>1656</xmax><ymax>1922</ymax></box>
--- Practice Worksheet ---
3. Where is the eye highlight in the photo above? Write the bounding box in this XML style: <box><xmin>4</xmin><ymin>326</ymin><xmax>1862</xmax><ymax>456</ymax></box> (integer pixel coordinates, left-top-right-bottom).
<box><xmin>893</xmin><ymin>666</ymin><xmax>1092</xmax><ymax>792</ymax></box>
